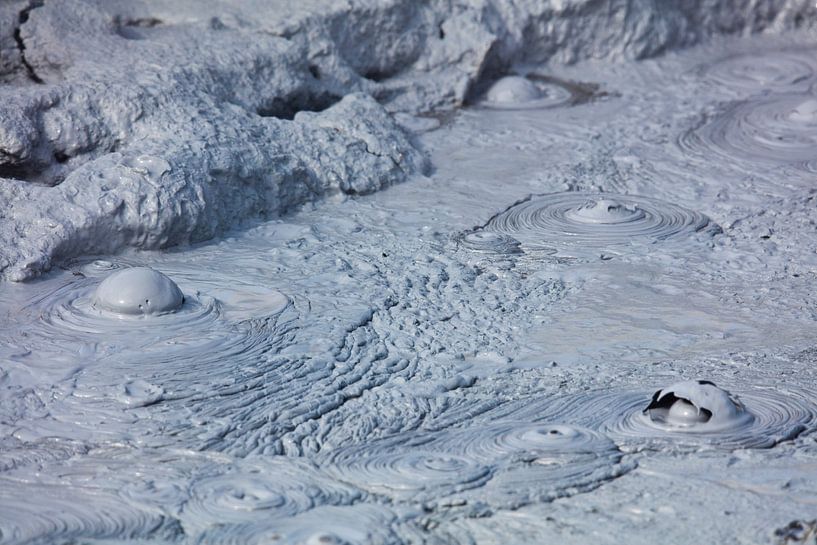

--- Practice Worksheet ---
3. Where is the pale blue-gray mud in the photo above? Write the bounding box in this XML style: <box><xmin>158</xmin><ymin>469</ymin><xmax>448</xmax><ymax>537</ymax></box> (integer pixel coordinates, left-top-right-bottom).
<box><xmin>1</xmin><ymin>1</ymin><xmax>817</xmax><ymax>544</ymax></box>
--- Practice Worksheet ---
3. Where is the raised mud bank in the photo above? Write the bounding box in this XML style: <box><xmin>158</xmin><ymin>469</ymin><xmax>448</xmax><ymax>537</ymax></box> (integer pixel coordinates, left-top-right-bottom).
<box><xmin>0</xmin><ymin>0</ymin><xmax>815</xmax><ymax>280</ymax></box>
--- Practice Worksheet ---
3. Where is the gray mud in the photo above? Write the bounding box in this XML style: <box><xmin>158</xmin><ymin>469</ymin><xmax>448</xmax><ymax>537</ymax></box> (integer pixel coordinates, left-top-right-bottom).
<box><xmin>2</xmin><ymin>1</ymin><xmax>817</xmax><ymax>544</ymax></box>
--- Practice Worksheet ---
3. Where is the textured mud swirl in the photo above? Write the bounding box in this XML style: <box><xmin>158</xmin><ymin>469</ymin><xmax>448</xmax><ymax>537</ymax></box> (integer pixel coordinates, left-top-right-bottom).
<box><xmin>435</xmin><ymin>423</ymin><xmax>633</xmax><ymax>508</ymax></box>
<box><xmin>696</xmin><ymin>50</ymin><xmax>816</xmax><ymax>93</ymax></box>
<box><xmin>0</xmin><ymin>450</ymin><xmax>184</xmax><ymax>544</ymax></box>
<box><xmin>322</xmin><ymin>435</ymin><xmax>492</xmax><ymax>503</ymax></box>
<box><xmin>320</xmin><ymin>423</ymin><xmax>631</xmax><ymax>509</ymax></box>
<box><xmin>679</xmin><ymin>94</ymin><xmax>817</xmax><ymax>176</ymax></box>
<box><xmin>485</xmin><ymin>192</ymin><xmax>718</xmax><ymax>253</ymax></box>
<box><xmin>485</xmin><ymin>384</ymin><xmax>817</xmax><ymax>451</ymax></box>
<box><xmin>6</xmin><ymin>265</ymin><xmax>282</xmax><ymax>360</ymax></box>
<box><xmin>455</xmin><ymin>231</ymin><xmax>523</xmax><ymax>255</ymax></box>
<box><xmin>0</xmin><ymin>263</ymin><xmax>293</xmax><ymax>445</ymax></box>
<box><xmin>199</xmin><ymin>504</ymin><xmax>402</xmax><ymax>545</ymax></box>
<box><xmin>181</xmin><ymin>458</ymin><xmax>361</xmax><ymax>534</ymax></box>
<box><xmin>0</xmin><ymin>448</ymin><xmax>362</xmax><ymax>544</ymax></box>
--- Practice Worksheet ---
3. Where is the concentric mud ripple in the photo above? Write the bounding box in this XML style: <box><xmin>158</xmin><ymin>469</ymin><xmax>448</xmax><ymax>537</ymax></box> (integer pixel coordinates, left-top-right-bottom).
<box><xmin>322</xmin><ymin>423</ymin><xmax>631</xmax><ymax>509</ymax></box>
<box><xmin>0</xmin><ymin>451</ymin><xmax>177</xmax><ymax>544</ymax></box>
<box><xmin>0</xmin><ymin>448</ymin><xmax>360</xmax><ymax>544</ymax></box>
<box><xmin>485</xmin><ymin>192</ymin><xmax>718</xmax><ymax>252</ymax></box>
<box><xmin>440</xmin><ymin>422</ymin><xmax>615</xmax><ymax>462</ymax></box>
<box><xmin>181</xmin><ymin>458</ymin><xmax>360</xmax><ymax>533</ymax></box>
<box><xmin>322</xmin><ymin>436</ymin><xmax>491</xmax><ymax>503</ymax></box>
<box><xmin>17</xmin><ymin>272</ymin><xmax>214</xmax><ymax>344</ymax></box>
<box><xmin>438</xmin><ymin>422</ymin><xmax>632</xmax><ymax>508</ymax></box>
<box><xmin>490</xmin><ymin>385</ymin><xmax>817</xmax><ymax>451</ymax></box>
<box><xmin>455</xmin><ymin>231</ymin><xmax>523</xmax><ymax>255</ymax></box>
<box><xmin>0</xmin><ymin>484</ymin><xmax>181</xmax><ymax>544</ymax></box>
<box><xmin>696</xmin><ymin>50</ymin><xmax>816</xmax><ymax>93</ymax></box>
<box><xmin>679</xmin><ymin>94</ymin><xmax>817</xmax><ymax>175</ymax></box>
<box><xmin>197</xmin><ymin>504</ymin><xmax>401</xmax><ymax>545</ymax></box>
<box><xmin>8</xmin><ymin>266</ymin><xmax>289</xmax><ymax>359</ymax></box>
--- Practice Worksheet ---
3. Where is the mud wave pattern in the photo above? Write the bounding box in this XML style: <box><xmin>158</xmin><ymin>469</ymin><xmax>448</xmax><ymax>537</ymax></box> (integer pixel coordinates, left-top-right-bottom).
<box><xmin>696</xmin><ymin>50</ymin><xmax>816</xmax><ymax>93</ymax></box>
<box><xmin>679</xmin><ymin>94</ymin><xmax>817</xmax><ymax>175</ymax></box>
<box><xmin>495</xmin><ymin>382</ymin><xmax>817</xmax><ymax>451</ymax></box>
<box><xmin>486</xmin><ymin>192</ymin><xmax>718</xmax><ymax>252</ymax></box>
<box><xmin>0</xmin><ymin>476</ymin><xmax>181</xmax><ymax>544</ymax></box>
<box><xmin>321</xmin><ymin>436</ymin><xmax>492</xmax><ymax>503</ymax></box>
<box><xmin>436</xmin><ymin>422</ymin><xmax>633</xmax><ymax>508</ymax></box>
<box><xmin>198</xmin><ymin>504</ymin><xmax>400</xmax><ymax>545</ymax></box>
<box><xmin>181</xmin><ymin>458</ymin><xmax>360</xmax><ymax>533</ymax></box>
<box><xmin>8</xmin><ymin>264</ymin><xmax>290</xmax><ymax>373</ymax></box>
<box><xmin>455</xmin><ymin>231</ymin><xmax>523</xmax><ymax>255</ymax></box>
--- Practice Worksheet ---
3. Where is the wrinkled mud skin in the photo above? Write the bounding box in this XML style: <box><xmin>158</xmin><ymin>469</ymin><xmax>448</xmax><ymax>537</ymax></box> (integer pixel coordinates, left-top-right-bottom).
<box><xmin>2</xmin><ymin>1</ymin><xmax>817</xmax><ymax>544</ymax></box>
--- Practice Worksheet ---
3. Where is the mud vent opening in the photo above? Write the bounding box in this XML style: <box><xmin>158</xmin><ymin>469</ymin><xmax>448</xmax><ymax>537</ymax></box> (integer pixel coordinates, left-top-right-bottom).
<box><xmin>256</xmin><ymin>93</ymin><xmax>341</xmax><ymax>120</ymax></box>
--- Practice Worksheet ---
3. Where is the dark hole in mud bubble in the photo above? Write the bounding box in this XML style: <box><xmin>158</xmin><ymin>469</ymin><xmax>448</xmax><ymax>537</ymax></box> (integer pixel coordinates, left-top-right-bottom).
<box><xmin>644</xmin><ymin>380</ymin><xmax>743</xmax><ymax>429</ymax></box>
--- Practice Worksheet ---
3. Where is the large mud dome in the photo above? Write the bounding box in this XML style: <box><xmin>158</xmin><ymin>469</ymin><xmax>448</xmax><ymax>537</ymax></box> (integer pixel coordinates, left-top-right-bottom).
<box><xmin>3</xmin><ymin>1</ymin><xmax>817</xmax><ymax>544</ymax></box>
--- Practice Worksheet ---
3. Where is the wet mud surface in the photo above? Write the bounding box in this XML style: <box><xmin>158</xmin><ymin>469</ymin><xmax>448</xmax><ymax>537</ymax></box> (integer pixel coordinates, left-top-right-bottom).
<box><xmin>2</xmin><ymin>25</ymin><xmax>817</xmax><ymax>545</ymax></box>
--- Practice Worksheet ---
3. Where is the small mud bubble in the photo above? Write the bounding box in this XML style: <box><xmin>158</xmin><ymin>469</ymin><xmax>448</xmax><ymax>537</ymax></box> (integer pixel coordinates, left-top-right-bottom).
<box><xmin>93</xmin><ymin>267</ymin><xmax>184</xmax><ymax>316</ymax></box>
<box><xmin>486</xmin><ymin>76</ymin><xmax>542</xmax><ymax>103</ymax></box>
<box><xmin>666</xmin><ymin>399</ymin><xmax>711</xmax><ymax>425</ymax></box>
<box><xmin>481</xmin><ymin>75</ymin><xmax>573</xmax><ymax>110</ymax></box>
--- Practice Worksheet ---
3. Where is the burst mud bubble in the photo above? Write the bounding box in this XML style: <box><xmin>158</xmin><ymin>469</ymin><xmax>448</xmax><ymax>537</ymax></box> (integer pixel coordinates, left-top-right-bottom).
<box><xmin>643</xmin><ymin>380</ymin><xmax>751</xmax><ymax>431</ymax></box>
<box><xmin>93</xmin><ymin>267</ymin><xmax>184</xmax><ymax>316</ymax></box>
<box><xmin>481</xmin><ymin>381</ymin><xmax>817</xmax><ymax>451</ymax></box>
<box><xmin>603</xmin><ymin>380</ymin><xmax>817</xmax><ymax>450</ymax></box>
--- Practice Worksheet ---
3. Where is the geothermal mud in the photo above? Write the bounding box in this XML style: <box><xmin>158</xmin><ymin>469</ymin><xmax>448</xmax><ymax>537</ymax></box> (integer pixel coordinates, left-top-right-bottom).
<box><xmin>2</xmin><ymin>1</ymin><xmax>817</xmax><ymax>544</ymax></box>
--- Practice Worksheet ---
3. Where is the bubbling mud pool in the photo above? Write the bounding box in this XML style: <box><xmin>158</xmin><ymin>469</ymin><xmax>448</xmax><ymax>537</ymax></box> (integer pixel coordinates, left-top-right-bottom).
<box><xmin>3</xmin><ymin>24</ymin><xmax>817</xmax><ymax>545</ymax></box>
